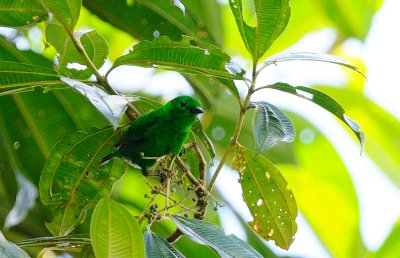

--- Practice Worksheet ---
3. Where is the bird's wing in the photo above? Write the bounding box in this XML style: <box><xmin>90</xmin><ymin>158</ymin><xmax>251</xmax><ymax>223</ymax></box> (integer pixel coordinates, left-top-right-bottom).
<box><xmin>115</xmin><ymin>112</ymin><xmax>162</xmax><ymax>148</ymax></box>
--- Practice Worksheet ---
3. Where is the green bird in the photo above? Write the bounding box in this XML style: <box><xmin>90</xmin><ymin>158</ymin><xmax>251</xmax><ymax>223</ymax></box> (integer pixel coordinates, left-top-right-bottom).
<box><xmin>100</xmin><ymin>96</ymin><xmax>203</xmax><ymax>175</ymax></box>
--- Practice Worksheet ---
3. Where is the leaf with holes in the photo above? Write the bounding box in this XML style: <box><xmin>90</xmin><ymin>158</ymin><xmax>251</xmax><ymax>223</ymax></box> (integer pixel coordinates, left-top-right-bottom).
<box><xmin>228</xmin><ymin>0</ymin><xmax>291</xmax><ymax>62</ymax></box>
<box><xmin>233</xmin><ymin>144</ymin><xmax>297</xmax><ymax>250</ymax></box>
<box><xmin>111</xmin><ymin>36</ymin><xmax>245</xmax><ymax>80</ymax></box>
<box><xmin>39</xmin><ymin>126</ymin><xmax>126</xmax><ymax>236</ymax></box>
<box><xmin>91</xmin><ymin>197</ymin><xmax>144</xmax><ymax>258</ymax></box>
<box><xmin>252</xmin><ymin>101</ymin><xmax>295</xmax><ymax>153</ymax></box>
<box><xmin>41</xmin><ymin>0</ymin><xmax>81</xmax><ymax>30</ymax></box>
<box><xmin>0</xmin><ymin>61</ymin><xmax>61</xmax><ymax>96</ymax></box>
<box><xmin>0</xmin><ymin>0</ymin><xmax>48</xmax><ymax>28</ymax></box>
<box><xmin>46</xmin><ymin>22</ymin><xmax>109</xmax><ymax>79</ymax></box>
<box><xmin>265</xmin><ymin>82</ymin><xmax>364</xmax><ymax>151</ymax></box>
<box><xmin>172</xmin><ymin>215</ymin><xmax>263</xmax><ymax>257</ymax></box>
<box><xmin>144</xmin><ymin>231</ymin><xmax>185</xmax><ymax>258</ymax></box>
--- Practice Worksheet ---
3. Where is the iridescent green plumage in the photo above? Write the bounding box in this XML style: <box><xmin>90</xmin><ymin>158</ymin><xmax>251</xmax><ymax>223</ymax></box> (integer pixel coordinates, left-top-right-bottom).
<box><xmin>101</xmin><ymin>96</ymin><xmax>203</xmax><ymax>174</ymax></box>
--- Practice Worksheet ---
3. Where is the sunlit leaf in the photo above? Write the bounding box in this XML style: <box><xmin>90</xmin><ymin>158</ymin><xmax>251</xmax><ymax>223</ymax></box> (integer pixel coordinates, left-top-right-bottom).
<box><xmin>41</xmin><ymin>0</ymin><xmax>81</xmax><ymax>30</ymax></box>
<box><xmin>233</xmin><ymin>144</ymin><xmax>297</xmax><ymax>250</ymax></box>
<box><xmin>171</xmin><ymin>215</ymin><xmax>263</xmax><ymax>257</ymax></box>
<box><xmin>260</xmin><ymin>52</ymin><xmax>365</xmax><ymax>78</ymax></box>
<box><xmin>0</xmin><ymin>61</ymin><xmax>61</xmax><ymax>96</ymax></box>
<box><xmin>0</xmin><ymin>0</ymin><xmax>48</xmax><ymax>28</ymax></box>
<box><xmin>278</xmin><ymin>114</ymin><xmax>363</xmax><ymax>257</ymax></box>
<box><xmin>144</xmin><ymin>231</ymin><xmax>185</xmax><ymax>258</ymax></box>
<box><xmin>4</xmin><ymin>172</ymin><xmax>37</xmax><ymax>229</ymax></box>
<box><xmin>61</xmin><ymin>77</ymin><xmax>136</xmax><ymax>129</ymax></box>
<box><xmin>264</xmin><ymin>82</ymin><xmax>364</xmax><ymax>151</ymax></box>
<box><xmin>252</xmin><ymin>101</ymin><xmax>295</xmax><ymax>153</ymax></box>
<box><xmin>91</xmin><ymin>197</ymin><xmax>144</xmax><ymax>258</ymax></box>
<box><xmin>39</xmin><ymin>126</ymin><xmax>126</xmax><ymax>236</ymax></box>
<box><xmin>111</xmin><ymin>36</ymin><xmax>245</xmax><ymax>80</ymax></box>
<box><xmin>46</xmin><ymin>22</ymin><xmax>109</xmax><ymax>79</ymax></box>
<box><xmin>228</xmin><ymin>0</ymin><xmax>291</xmax><ymax>62</ymax></box>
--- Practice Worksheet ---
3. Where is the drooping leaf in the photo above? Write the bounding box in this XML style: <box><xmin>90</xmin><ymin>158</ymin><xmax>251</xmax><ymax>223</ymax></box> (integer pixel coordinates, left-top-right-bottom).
<box><xmin>144</xmin><ymin>231</ymin><xmax>185</xmax><ymax>258</ymax></box>
<box><xmin>191</xmin><ymin>119</ymin><xmax>216</xmax><ymax>159</ymax></box>
<box><xmin>39</xmin><ymin>126</ymin><xmax>126</xmax><ymax>236</ymax></box>
<box><xmin>0</xmin><ymin>0</ymin><xmax>48</xmax><ymax>28</ymax></box>
<box><xmin>91</xmin><ymin>197</ymin><xmax>145</xmax><ymax>258</ymax></box>
<box><xmin>16</xmin><ymin>235</ymin><xmax>91</xmax><ymax>248</ymax></box>
<box><xmin>0</xmin><ymin>238</ymin><xmax>30</xmax><ymax>258</ymax></box>
<box><xmin>4</xmin><ymin>172</ymin><xmax>37</xmax><ymax>229</ymax></box>
<box><xmin>264</xmin><ymin>82</ymin><xmax>364</xmax><ymax>150</ymax></box>
<box><xmin>46</xmin><ymin>22</ymin><xmax>109</xmax><ymax>79</ymax></box>
<box><xmin>61</xmin><ymin>78</ymin><xmax>136</xmax><ymax>128</ymax></box>
<box><xmin>41</xmin><ymin>0</ymin><xmax>81</xmax><ymax>30</ymax></box>
<box><xmin>111</xmin><ymin>36</ymin><xmax>245</xmax><ymax>80</ymax></box>
<box><xmin>259</xmin><ymin>52</ymin><xmax>365</xmax><ymax>78</ymax></box>
<box><xmin>0</xmin><ymin>61</ymin><xmax>61</xmax><ymax>96</ymax></box>
<box><xmin>252</xmin><ymin>101</ymin><xmax>295</xmax><ymax>153</ymax></box>
<box><xmin>171</xmin><ymin>215</ymin><xmax>263</xmax><ymax>257</ymax></box>
<box><xmin>233</xmin><ymin>144</ymin><xmax>297</xmax><ymax>250</ymax></box>
<box><xmin>228</xmin><ymin>0</ymin><xmax>291</xmax><ymax>62</ymax></box>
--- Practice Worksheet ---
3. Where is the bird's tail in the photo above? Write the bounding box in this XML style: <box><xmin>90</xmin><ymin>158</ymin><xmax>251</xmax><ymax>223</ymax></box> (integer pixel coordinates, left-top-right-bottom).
<box><xmin>100</xmin><ymin>152</ymin><xmax>116</xmax><ymax>166</ymax></box>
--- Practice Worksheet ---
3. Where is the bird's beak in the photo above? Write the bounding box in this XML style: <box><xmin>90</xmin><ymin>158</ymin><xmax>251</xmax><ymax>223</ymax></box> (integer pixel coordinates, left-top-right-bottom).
<box><xmin>190</xmin><ymin>107</ymin><xmax>204</xmax><ymax>114</ymax></box>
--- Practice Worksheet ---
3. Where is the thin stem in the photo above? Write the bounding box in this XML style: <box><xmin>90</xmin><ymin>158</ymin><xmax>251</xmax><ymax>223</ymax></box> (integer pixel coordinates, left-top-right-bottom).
<box><xmin>16</xmin><ymin>236</ymin><xmax>91</xmax><ymax>248</ymax></box>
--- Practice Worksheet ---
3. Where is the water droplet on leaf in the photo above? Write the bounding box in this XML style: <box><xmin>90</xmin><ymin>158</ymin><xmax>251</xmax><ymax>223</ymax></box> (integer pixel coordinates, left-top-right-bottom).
<box><xmin>153</xmin><ymin>30</ymin><xmax>160</xmax><ymax>38</ymax></box>
<box><xmin>14</xmin><ymin>141</ymin><xmax>21</xmax><ymax>150</ymax></box>
<box><xmin>256</xmin><ymin>199</ymin><xmax>262</xmax><ymax>206</ymax></box>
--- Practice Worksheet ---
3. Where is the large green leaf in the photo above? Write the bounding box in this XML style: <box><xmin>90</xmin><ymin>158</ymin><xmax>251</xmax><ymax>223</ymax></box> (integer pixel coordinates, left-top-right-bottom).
<box><xmin>82</xmin><ymin>0</ymin><xmax>221</xmax><ymax>45</ymax></box>
<box><xmin>91</xmin><ymin>197</ymin><xmax>145</xmax><ymax>258</ymax></box>
<box><xmin>233</xmin><ymin>144</ymin><xmax>297</xmax><ymax>250</ymax></box>
<box><xmin>0</xmin><ymin>0</ymin><xmax>48</xmax><ymax>28</ymax></box>
<box><xmin>46</xmin><ymin>22</ymin><xmax>108</xmax><ymax>79</ymax></box>
<box><xmin>39</xmin><ymin>126</ymin><xmax>126</xmax><ymax>236</ymax></box>
<box><xmin>252</xmin><ymin>101</ymin><xmax>295</xmax><ymax>153</ymax></box>
<box><xmin>228</xmin><ymin>0</ymin><xmax>291</xmax><ymax>62</ymax></box>
<box><xmin>264</xmin><ymin>82</ymin><xmax>364</xmax><ymax>150</ymax></box>
<box><xmin>278</xmin><ymin>114</ymin><xmax>364</xmax><ymax>257</ymax></box>
<box><xmin>171</xmin><ymin>215</ymin><xmax>263</xmax><ymax>257</ymax></box>
<box><xmin>111</xmin><ymin>36</ymin><xmax>245</xmax><ymax>80</ymax></box>
<box><xmin>41</xmin><ymin>0</ymin><xmax>81</xmax><ymax>30</ymax></box>
<box><xmin>144</xmin><ymin>231</ymin><xmax>185</xmax><ymax>258</ymax></box>
<box><xmin>313</xmin><ymin>0</ymin><xmax>383</xmax><ymax>40</ymax></box>
<box><xmin>0</xmin><ymin>61</ymin><xmax>61</xmax><ymax>96</ymax></box>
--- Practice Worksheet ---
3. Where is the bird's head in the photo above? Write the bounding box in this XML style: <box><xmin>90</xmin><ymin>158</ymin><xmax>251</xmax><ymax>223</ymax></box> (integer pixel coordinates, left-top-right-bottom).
<box><xmin>167</xmin><ymin>96</ymin><xmax>203</xmax><ymax>119</ymax></box>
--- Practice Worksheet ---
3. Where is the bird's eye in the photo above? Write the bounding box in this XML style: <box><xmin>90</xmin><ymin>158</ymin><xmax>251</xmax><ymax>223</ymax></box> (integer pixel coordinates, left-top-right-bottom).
<box><xmin>180</xmin><ymin>101</ymin><xmax>186</xmax><ymax>107</ymax></box>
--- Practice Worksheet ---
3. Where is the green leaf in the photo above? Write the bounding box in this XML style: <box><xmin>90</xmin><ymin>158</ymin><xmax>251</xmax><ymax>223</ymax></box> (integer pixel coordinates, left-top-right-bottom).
<box><xmin>91</xmin><ymin>197</ymin><xmax>145</xmax><ymax>258</ymax></box>
<box><xmin>260</xmin><ymin>52</ymin><xmax>365</xmax><ymax>78</ymax></box>
<box><xmin>0</xmin><ymin>61</ymin><xmax>61</xmax><ymax>96</ymax></box>
<box><xmin>252</xmin><ymin>101</ymin><xmax>295</xmax><ymax>153</ymax></box>
<box><xmin>41</xmin><ymin>0</ymin><xmax>81</xmax><ymax>30</ymax></box>
<box><xmin>233</xmin><ymin>144</ymin><xmax>297</xmax><ymax>250</ymax></box>
<box><xmin>265</xmin><ymin>82</ymin><xmax>365</xmax><ymax>150</ymax></box>
<box><xmin>0</xmin><ymin>239</ymin><xmax>30</xmax><ymax>258</ymax></box>
<box><xmin>228</xmin><ymin>0</ymin><xmax>291</xmax><ymax>62</ymax></box>
<box><xmin>46</xmin><ymin>22</ymin><xmax>109</xmax><ymax>79</ymax></box>
<box><xmin>82</xmin><ymin>0</ymin><xmax>221</xmax><ymax>45</ymax></box>
<box><xmin>144</xmin><ymin>231</ymin><xmax>185</xmax><ymax>258</ymax></box>
<box><xmin>39</xmin><ymin>126</ymin><xmax>126</xmax><ymax>236</ymax></box>
<box><xmin>191</xmin><ymin>119</ymin><xmax>216</xmax><ymax>159</ymax></box>
<box><xmin>111</xmin><ymin>36</ymin><xmax>245</xmax><ymax>80</ymax></box>
<box><xmin>0</xmin><ymin>0</ymin><xmax>48</xmax><ymax>28</ymax></box>
<box><xmin>171</xmin><ymin>215</ymin><xmax>262</xmax><ymax>257</ymax></box>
